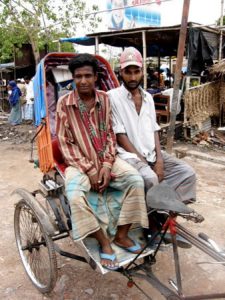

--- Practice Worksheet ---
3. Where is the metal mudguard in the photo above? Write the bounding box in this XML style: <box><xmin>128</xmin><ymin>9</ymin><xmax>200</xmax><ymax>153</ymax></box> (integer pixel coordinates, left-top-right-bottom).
<box><xmin>13</xmin><ymin>188</ymin><xmax>57</xmax><ymax>236</ymax></box>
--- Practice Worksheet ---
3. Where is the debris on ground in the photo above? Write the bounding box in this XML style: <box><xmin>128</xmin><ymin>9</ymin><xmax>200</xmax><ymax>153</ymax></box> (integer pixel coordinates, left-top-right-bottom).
<box><xmin>191</xmin><ymin>129</ymin><xmax>225</xmax><ymax>149</ymax></box>
<box><xmin>0</xmin><ymin>113</ymin><xmax>35</xmax><ymax>144</ymax></box>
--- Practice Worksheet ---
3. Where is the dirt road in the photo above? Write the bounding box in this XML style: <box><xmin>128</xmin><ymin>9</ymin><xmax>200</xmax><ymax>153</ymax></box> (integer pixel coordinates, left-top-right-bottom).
<box><xmin>0</xmin><ymin>140</ymin><xmax>225</xmax><ymax>300</ymax></box>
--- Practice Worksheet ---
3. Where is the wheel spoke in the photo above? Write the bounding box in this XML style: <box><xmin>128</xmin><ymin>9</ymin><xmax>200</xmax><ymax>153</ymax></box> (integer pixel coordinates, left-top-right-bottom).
<box><xmin>19</xmin><ymin>208</ymin><xmax>31</xmax><ymax>243</ymax></box>
<box><xmin>14</xmin><ymin>200</ymin><xmax>57</xmax><ymax>292</ymax></box>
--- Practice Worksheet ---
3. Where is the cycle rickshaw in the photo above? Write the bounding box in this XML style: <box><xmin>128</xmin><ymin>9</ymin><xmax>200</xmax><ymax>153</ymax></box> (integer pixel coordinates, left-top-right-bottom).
<box><xmin>13</xmin><ymin>53</ymin><xmax>225</xmax><ymax>299</ymax></box>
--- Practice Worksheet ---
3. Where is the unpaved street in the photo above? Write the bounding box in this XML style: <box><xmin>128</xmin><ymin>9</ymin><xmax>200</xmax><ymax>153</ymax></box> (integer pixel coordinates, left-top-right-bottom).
<box><xmin>0</xmin><ymin>139</ymin><xmax>225</xmax><ymax>300</ymax></box>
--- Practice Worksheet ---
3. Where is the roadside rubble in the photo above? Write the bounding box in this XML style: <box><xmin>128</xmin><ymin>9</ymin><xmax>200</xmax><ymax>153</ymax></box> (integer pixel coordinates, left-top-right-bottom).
<box><xmin>0</xmin><ymin>114</ymin><xmax>35</xmax><ymax>145</ymax></box>
<box><xmin>191</xmin><ymin>129</ymin><xmax>225</xmax><ymax>149</ymax></box>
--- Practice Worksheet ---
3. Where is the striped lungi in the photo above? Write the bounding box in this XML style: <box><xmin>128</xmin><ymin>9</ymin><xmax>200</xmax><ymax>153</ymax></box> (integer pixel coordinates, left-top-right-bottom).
<box><xmin>65</xmin><ymin>157</ymin><xmax>148</xmax><ymax>241</ymax></box>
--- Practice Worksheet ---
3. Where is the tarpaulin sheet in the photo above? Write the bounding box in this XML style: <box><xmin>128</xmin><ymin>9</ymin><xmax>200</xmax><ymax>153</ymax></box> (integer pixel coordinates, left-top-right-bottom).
<box><xmin>187</xmin><ymin>28</ymin><xmax>219</xmax><ymax>75</ymax></box>
<box><xmin>33</xmin><ymin>60</ymin><xmax>46</xmax><ymax>126</ymax></box>
<box><xmin>60</xmin><ymin>36</ymin><xmax>95</xmax><ymax>46</ymax></box>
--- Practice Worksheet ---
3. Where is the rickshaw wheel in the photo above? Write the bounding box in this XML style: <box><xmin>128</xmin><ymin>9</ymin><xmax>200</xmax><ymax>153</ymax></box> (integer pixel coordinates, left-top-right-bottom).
<box><xmin>14</xmin><ymin>199</ymin><xmax>57</xmax><ymax>294</ymax></box>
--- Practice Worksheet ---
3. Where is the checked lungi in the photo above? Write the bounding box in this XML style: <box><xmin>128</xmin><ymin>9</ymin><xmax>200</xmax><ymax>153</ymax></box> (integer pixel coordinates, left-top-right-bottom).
<box><xmin>65</xmin><ymin>157</ymin><xmax>148</xmax><ymax>241</ymax></box>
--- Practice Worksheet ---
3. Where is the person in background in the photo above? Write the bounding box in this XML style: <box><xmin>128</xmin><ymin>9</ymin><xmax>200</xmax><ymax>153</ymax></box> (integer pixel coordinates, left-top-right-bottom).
<box><xmin>7</xmin><ymin>80</ymin><xmax>22</xmax><ymax>126</ymax></box>
<box><xmin>24</xmin><ymin>76</ymin><xmax>34</xmax><ymax>124</ymax></box>
<box><xmin>16</xmin><ymin>78</ymin><xmax>27</xmax><ymax>122</ymax></box>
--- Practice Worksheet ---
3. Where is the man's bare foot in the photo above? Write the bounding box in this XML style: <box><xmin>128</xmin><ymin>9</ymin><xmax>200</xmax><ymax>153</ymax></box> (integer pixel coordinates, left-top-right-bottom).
<box><xmin>113</xmin><ymin>236</ymin><xmax>142</xmax><ymax>254</ymax></box>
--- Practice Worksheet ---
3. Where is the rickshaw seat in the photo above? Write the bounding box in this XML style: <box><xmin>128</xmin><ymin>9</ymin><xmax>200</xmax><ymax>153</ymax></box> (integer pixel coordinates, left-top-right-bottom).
<box><xmin>52</xmin><ymin>138</ymin><xmax>67</xmax><ymax>174</ymax></box>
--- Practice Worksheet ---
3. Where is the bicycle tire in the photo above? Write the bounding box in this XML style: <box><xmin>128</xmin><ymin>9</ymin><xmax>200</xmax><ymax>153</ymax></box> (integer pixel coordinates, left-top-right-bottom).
<box><xmin>14</xmin><ymin>199</ymin><xmax>57</xmax><ymax>293</ymax></box>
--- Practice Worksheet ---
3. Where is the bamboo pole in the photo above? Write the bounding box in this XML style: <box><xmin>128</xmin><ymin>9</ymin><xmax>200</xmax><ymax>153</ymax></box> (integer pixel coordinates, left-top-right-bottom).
<box><xmin>218</xmin><ymin>0</ymin><xmax>224</xmax><ymax>61</ymax></box>
<box><xmin>158</xmin><ymin>49</ymin><xmax>161</xmax><ymax>87</ymax></box>
<box><xmin>13</xmin><ymin>45</ymin><xmax>16</xmax><ymax>80</ymax></box>
<box><xmin>166</xmin><ymin>0</ymin><xmax>191</xmax><ymax>153</ymax></box>
<box><xmin>142</xmin><ymin>31</ymin><xmax>147</xmax><ymax>89</ymax></box>
<box><xmin>95</xmin><ymin>36</ymin><xmax>99</xmax><ymax>55</ymax></box>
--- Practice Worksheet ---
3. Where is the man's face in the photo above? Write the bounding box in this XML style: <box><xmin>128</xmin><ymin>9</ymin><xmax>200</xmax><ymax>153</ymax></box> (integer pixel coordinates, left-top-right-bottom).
<box><xmin>112</xmin><ymin>0</ymin><xmax>124</xmax><ymax>25</ymax></box>
<box><xmin>120</xmin><ymin>65</ymin><xmax>143</xmax><ymax>90</ymax></box>
<box><xmin>73</xmin><ymin>66</ymin><xmax>97</xmax><ymax>96</ymax></box>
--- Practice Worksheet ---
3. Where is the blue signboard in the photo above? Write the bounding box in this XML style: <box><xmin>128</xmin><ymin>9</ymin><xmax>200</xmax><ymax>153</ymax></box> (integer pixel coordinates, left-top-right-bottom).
<box><xmin>107</xmin><ymin>0</ymin><xmax>161</xmax><ymax>31</ymax></box>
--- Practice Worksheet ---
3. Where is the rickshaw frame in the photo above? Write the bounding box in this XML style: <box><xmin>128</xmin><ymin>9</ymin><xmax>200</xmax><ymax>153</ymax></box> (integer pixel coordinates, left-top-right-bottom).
<box><xmin>13</xmin><ymin>52</ymin><xmax>225</xmax><ymax>299</ymax></box>
<box><xmin>14</xmin><ymin>181</ymin><xmax>225</xmax><ymax>299</ymax></box>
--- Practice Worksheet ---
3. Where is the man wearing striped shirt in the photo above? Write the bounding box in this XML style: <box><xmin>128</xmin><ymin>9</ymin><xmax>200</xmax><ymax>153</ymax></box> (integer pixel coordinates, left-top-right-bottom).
<box><xmin>56</xmin><ymin>54</ymin><xmax>148</xmax><ymax>270</ymax></box>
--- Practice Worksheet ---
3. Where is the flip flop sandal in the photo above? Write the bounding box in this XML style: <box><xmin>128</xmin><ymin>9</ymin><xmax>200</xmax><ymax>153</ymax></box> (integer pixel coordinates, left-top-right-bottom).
<box><xmin>114</xmin><ymin>239</ymin><xmax>142</xmax><ymax>254</ymax></box>
<box><xmin>99</xmin><ymin>252</ymin><xmax>119</xmax><ymax>271</ymax></box>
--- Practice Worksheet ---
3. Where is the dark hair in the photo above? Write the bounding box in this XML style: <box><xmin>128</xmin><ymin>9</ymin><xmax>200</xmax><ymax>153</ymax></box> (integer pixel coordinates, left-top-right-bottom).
<box><xmin>69</xmin><ymin>54</ymin><xmax>98</xmax><ymax>75</ymax></box>
<box><xmin>24</xmin><ymin>75</ymin><xmax>30</xmax><ymax>81</ymax></box>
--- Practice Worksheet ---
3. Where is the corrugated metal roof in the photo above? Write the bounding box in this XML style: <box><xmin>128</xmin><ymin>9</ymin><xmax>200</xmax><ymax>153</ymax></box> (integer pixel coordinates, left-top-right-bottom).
<box><xmin>0</xmin><ymin>62</ymin><xmax>15</xmax><ymax>70</ymax></box>
<box><xmin>60</xmin><ymin>22</ymin><xmax>222</xmax><ymax>57</ymax></box>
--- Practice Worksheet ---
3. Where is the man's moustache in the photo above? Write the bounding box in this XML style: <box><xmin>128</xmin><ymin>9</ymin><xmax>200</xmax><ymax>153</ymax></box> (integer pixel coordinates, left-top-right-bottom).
<box><xmin>128</xmin><ymin>81</ymin><xmax>138</xmax><ymax>85</ymax></box>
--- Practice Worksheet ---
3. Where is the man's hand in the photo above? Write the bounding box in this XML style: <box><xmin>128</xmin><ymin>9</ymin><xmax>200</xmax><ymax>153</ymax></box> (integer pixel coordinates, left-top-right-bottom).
<box><xmin>89</xmin><ymin>173</ymin><xmax>99</xmax><ymax>191</ymax></box>
<box><xmin>138</xmin><ymin>155</ymin><xmax>147</xmax><ymax>164</ymax></box>
<box><xmin>98</xmin><ymin>167</ymin><xmax>111</xmax><ymax>193</ymax></box>
<box><xmin>153</xmin><ymin>159</ymin><xmax>164</xmax><ymax>182</ymax></box>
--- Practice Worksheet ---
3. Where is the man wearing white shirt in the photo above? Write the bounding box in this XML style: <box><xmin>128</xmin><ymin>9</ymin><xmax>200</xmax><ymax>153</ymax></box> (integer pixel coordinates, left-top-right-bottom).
<box><xmin>107</xmin><ymin>47</ymin><xmax>196</xmax><ymax>206</ymax></box>
<box><xmin>24</xmin><ymin>76</ymin><xmax>34</xmax><ymax>123</ymax></box>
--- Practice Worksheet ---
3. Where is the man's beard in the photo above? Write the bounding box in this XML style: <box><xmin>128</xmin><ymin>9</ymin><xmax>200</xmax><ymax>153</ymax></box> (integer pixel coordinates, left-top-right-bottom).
<box><xmin>122</xmin><ymin>78</ymin><xmax>143</xmax><ymax>91</ymax></box>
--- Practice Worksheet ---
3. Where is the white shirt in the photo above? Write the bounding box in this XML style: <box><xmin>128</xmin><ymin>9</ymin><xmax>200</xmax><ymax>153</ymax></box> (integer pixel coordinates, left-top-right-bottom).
<box><xmin>107</xmin><ymin>85</ymin><xmax>160</xmax><ymax>163</ymax></box>
<box><xmin>25</xmin><ymin>80</ymin><xmax>34</xmax><ymax>104</ymax></box>
<box><xmin>161</xmin><ymin>88</ymin><xmax>181</xmax><ymax>114</ymax></box>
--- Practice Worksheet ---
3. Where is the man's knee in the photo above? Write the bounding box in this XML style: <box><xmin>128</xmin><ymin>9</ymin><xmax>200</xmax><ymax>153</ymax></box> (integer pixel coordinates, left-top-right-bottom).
<box><xmin>144</xmin><ymin>173</ymin><xmax>159</xmax><ymax>191</ymax></box>
<box><xmin>113</xmin><ymin>157</ymin><xmax>145</xmax><ymax>188</ymax></box>
<box><xmin>182</xmin><ymin>163</ymin><xmax>196</xmax><ymax>182</ymax></box>
<box><xmin>128</xmin><ymin>160</ymin><xmax>159</xmax><ymax>191</ymax></box>
<box><xmin>187</xmin><ymin>165</ymin><xmax>196</xmax><ymax>178</ymax></box>
<box><xmin>125</xmin><ymin>169</ymin><xmax>145</xmax><ymax>188</ymax></box>
<box><xmin>65</xmin><ymin>167</ymin><xmax>91</xmax><ymax>201</ymax></box>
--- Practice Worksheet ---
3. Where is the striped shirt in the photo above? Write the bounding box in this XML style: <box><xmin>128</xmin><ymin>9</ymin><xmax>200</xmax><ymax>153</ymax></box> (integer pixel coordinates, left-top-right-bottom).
<box><xmin>56</xmin><ymin>89</ymin><xmax>116</xmax><ymax>177</ymax></box>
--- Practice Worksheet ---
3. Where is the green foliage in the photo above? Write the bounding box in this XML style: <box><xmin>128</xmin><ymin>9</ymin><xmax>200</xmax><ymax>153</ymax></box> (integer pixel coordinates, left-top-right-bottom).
<box><xmin>216</xmin><ymin>15</ymin><xmax>225</xmax><ymax>26</ymax></box>
<box><xmin>0</xmin><ymin>0</ymin><xmax>100</xmax><ymax>64</ymax></box>
<box><xmin>0</xmin><ymin>26</ymin><xmax>29</xmax><ymax>62</ymax></box>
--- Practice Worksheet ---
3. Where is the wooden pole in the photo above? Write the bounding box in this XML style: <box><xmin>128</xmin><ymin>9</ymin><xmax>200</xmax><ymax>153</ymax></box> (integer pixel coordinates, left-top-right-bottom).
<box><xmin>219</xmin><ymin>0</ymin><xmax>224</xmax><ymax>125</ymax></box>
<box><xmin>13</xmin><ymin>45</ymin><xmax>16</xmax><ymax>80</ymax></box>
<box><xmin>157</xmin><ymin>49</ymin><xmax>161</xmax><ymax>87</ymax></box>
<box><xmin>95</xmin><ymin>36</ymin><xmax>99</xmax><ymax>55</ymax></box>
<box><xmin>142</xmin><ymin>31</ymin><xmax>147</xmax><ymax>89</ymax></box>
<box><xmin>166</xmin><ymin>0</ymin><xmax>191</xmax><ymax>153</ymax></box>
<box><xmin>58</xmin><ymin>41</ymin><xmax>61</xmax><ymax>52</ymax></box>
<box><xmin>169</xmin><ymin>56</ymin><xmax>172</xmax><ymax>87</ymax></box>
<box><xmin>219</xmin><ymin>0</ymin><xmax>224</xmax><ymax>61</ymax></box>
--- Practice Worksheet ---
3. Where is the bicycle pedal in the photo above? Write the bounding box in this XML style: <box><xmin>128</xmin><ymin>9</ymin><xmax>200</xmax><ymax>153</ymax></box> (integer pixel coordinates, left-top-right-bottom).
<box><xmin>183</xmin><ymin>211</ymin><xmax>204</xmax><ymax>223</ymax></box>
<box><xmin>193</xmin><ymin>212</ymin><xmax>204</xmax><ymax>223</ymax></box>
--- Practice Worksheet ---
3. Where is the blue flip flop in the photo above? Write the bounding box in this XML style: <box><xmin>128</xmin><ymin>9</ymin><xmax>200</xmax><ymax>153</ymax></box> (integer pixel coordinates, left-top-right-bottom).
<box><xmin>114</xmin><ymin>239</ymin><xmax>142</xmax><ymax>254</ymax></box>
<box><xmin>99</xmin><ymin>252</ymin><xmax>119</xmax><ymax>271</ymax></box>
